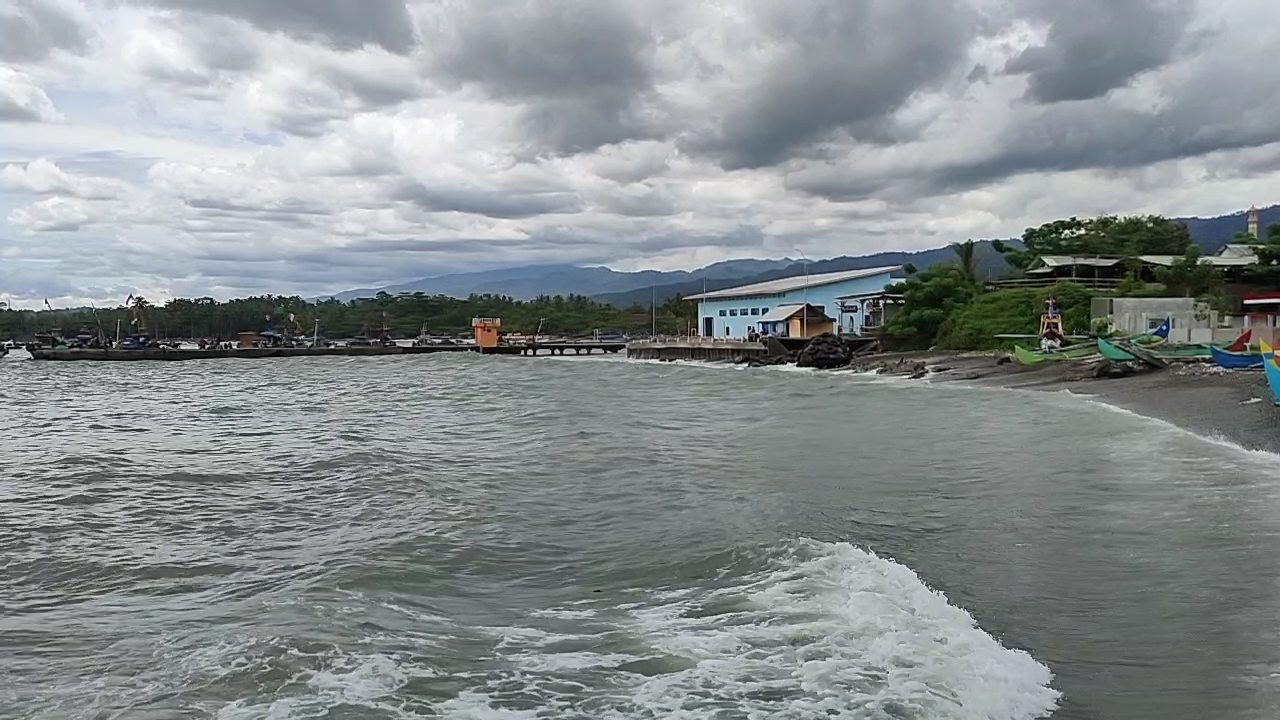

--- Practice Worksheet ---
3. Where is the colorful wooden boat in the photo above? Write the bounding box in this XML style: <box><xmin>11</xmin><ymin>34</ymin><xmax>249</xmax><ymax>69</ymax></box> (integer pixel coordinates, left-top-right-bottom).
<box><xmin>1098</xmin><ymin>338</ymin><xmax>1211</xmax><ymax>363</ymax></box>
<box><xmin>1225</xmin><ymin>329</ymin><xmax>1253</xmax><ymax>352</ymax></box>
<box><xmin>1210</xmin><ymin>344</ymin><xmax>1263</xmax><ymax>370</ymax></box>
<box><xmin>1013</xmin><ymin>344</ymin><xmax>1099</xmax><ymax>365</ymax></box>
<box><xmin>1261</xmin><ymin>340</ymin><xmax>1280</xmax><ymax>405</ymax></box>
<box><xmin>1098</xmin><ymin>338</ymin><xmax>1137</xmax><ymax>361</ymax></box>
<box><xmin>1157</xmin><ymin>344</ymin><xmax>1213</xmax><ymax>360</ymax></box>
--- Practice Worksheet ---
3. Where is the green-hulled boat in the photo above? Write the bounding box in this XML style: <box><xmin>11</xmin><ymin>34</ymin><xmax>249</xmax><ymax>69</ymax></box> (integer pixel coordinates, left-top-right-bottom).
<box><xmin>1096</xmin><ymin>338</ymin><xmax>1211</xmax><ymax>362</ymax></box>
<box><xmin>1013</xmin><ymin>344</ymin><xmax>1100</xmax><ymax>365</ymax></box>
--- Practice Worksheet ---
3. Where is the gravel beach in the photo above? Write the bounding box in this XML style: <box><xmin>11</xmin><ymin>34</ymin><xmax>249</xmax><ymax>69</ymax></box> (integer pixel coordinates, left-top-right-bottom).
<box><xmin>853</xmin><ymin>351</ymin><xmax>1280</xmax><ymax>453</ymax></box>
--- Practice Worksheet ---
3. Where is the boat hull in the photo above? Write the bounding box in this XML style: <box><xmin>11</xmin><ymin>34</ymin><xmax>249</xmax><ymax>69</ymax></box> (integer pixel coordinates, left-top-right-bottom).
<box><xmin>1014</xmin><ymin>344</ymin><xmax>1098</xmax><ymax>365</ymax></box>
<box><xmin>1262</xmin><ymin>341</ymin><xmax>1280</xmax><ymax>405</ymax></box>
<box><xmin>1098</xmin><ymin>338</ymin><xmax>1211</xmax><ymax>363</ymax></box>
<box><xmin>1097</xmin><ymin>338</ymin><xmax>1136</xmax><ymax>362</ymax></box>
<box><xmin>1210</xmin><ymin>345</ymin><xmax>1263</xmax><ymax>370</ymax></box>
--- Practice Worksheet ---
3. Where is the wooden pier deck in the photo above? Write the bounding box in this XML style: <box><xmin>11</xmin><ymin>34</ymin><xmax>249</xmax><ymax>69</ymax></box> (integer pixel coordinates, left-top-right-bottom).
<box><xmin>26</xmin><ymin>341</ymin><xmax>625</xmax><ymax>362</ymax></box>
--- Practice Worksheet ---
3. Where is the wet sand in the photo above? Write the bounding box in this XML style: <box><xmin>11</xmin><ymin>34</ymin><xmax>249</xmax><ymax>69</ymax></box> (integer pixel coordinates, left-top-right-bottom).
<box><xmin>852</xmin><ymin>351</ymin><xmax>1280</xmax><ymax>453</ymax></box>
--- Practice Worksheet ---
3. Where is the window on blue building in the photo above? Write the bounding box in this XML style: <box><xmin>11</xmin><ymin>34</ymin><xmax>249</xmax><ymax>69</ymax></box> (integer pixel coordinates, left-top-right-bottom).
<box><xmin>719</xmin><ymin>310</ymin><xmax>726</xmax><ymax>317</ymax></box>
<box><xmin>750</xmin><ymin>308</ymin><xmax>759</xmax><ymax>315</ymax></box>
<box><xmin>729</xmin><ymin>309</ymin><xmax>738</xmax><ymax>316</ymax></box>
<box><xmin>739</xmin><ymin>308</ymin><xmax>748</xmax><ymax>315</ymax></box>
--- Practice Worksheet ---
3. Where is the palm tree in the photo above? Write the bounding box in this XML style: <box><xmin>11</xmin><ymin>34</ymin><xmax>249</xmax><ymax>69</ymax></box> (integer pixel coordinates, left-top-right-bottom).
<box><xmin>951</xmin><ymin>239</ymin><xmax>978</xmax><ymax>284</ymax></box>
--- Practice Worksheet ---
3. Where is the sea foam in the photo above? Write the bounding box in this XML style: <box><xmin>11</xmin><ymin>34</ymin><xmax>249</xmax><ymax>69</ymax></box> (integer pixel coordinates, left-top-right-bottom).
<box><xmin>441</xmin><ymin>539</ymin><xmax>1060</xmax><ymax>719</ymax></box>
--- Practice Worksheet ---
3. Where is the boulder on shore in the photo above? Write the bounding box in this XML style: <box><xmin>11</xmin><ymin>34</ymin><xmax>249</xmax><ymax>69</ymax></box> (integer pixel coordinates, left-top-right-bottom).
<box><xmin>796</xmin><ymin>333</ymin><xmax>853</xmax><ymax>369</ymax></box>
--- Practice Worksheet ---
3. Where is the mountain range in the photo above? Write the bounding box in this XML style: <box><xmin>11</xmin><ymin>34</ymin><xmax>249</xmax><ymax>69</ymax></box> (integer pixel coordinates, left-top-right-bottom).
<box><xmin>328</xmin><ymin>206</ymin><xmax>1276</xmax><ymax>307</ymax></box>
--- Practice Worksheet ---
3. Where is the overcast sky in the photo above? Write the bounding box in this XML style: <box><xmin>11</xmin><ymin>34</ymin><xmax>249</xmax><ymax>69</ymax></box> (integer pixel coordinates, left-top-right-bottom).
<box><xmin>1</xmin><ymin>0</ymin><xmax>1277</xmax><ymax>306</ymax></box>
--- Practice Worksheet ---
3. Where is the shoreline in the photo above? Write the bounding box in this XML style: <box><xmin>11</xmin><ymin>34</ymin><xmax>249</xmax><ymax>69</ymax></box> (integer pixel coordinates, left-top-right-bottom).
<box><xmin>855</xmin><ymin>351</ymin><xmax>1280</xmax><ymax>454</ymax></box>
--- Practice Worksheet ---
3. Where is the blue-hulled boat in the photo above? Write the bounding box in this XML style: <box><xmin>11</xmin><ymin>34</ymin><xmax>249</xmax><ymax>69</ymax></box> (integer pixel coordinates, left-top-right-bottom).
<box><xmin>1210</xmin><ymin>344</ymin><xmax>1264</xmax><ymax>370</ymax></box>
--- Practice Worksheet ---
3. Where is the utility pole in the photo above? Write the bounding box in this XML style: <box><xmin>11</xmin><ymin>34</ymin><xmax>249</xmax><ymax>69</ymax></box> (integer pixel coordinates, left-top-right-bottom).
<box><xmin>650</xmin><ymin>284</ymin><xmax>656</xmax><ymax>337</ymax></box>
<box><xmin>796</xmin><ymin>249</ymin><xmax>810</xmax><ymax>338</ymax></box>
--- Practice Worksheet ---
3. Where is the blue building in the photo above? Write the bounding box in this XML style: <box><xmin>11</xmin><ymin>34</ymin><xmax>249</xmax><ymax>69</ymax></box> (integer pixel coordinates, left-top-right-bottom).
<box><xmin>686</xmin><ymin>265</ymin><xmax>903</xmax><ymax>338</ymax></box>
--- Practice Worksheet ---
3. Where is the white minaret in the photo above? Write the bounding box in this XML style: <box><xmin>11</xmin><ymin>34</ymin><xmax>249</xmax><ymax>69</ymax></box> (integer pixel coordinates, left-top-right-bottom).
<box><xmin>1248</xmin><ymin>205</ymin><xmax>1260</xmax><ymax>239</ymax></box>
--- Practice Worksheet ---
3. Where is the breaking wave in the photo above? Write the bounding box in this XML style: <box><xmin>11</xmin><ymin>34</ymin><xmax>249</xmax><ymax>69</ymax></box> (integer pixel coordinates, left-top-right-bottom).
<box><xmin>440</xmin><ymin>539</ymin><xmax>1060</xmax><ymax>719</ymax></box>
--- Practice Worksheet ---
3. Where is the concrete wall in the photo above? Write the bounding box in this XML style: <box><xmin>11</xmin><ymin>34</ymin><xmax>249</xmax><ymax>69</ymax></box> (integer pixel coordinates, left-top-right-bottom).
<box><xmin>1095</xmin><ymin>297</ymin><xmax>1202</xmax><ymax>342</ymax></box>
<box><xmin>696</xmin><ymin>271</ymin><xmax>897</xmax><ymax>338</ymax></box>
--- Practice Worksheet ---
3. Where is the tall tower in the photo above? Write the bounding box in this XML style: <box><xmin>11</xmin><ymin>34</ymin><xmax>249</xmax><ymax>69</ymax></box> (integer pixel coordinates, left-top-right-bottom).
<box><xmin>1248</xmin><ymin>205</ymin><xmax>1260</xmax><ymax>239</ymax></box>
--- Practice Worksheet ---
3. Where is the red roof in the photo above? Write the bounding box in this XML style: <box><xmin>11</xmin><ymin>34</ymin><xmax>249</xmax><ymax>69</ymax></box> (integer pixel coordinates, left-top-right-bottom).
<box><xmin>1242</xmin><ymin>292</ymin><xmax>1280</xmax><ymax>302</ymax></box>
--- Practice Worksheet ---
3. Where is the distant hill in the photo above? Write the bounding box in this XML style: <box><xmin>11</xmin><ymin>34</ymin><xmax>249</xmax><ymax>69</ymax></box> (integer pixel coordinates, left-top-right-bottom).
<box><xmin>594</xmin><ymin>242</ymin><xmax>1011</xmax><ymax>308</ymax></box>
<box><xmin>325</xmin><ymin>258</ymin><xmax>797</xmax><ymax>303</ymax></box>
<box><xmin>1177</xmin><ymin>205</ymin><xmax>1280</xmax><ymax>251</ymax></box>
<box><xmin>323</xmin><ymin>204</ymin><xmax>1274</xmax><ymax>306</ymax></box>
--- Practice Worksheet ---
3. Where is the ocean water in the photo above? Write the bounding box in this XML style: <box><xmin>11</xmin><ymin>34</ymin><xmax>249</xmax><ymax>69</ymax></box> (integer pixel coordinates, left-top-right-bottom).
<box><xmin>3</xmin><ymin>353</ymin><xmax>1280</xmax><ymax>719</ymax></box>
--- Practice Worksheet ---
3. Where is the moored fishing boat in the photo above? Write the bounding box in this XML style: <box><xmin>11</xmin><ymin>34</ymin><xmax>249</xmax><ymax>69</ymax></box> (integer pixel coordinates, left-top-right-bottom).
<box><xmin>1097</xmin><ymin>337</ymin><xmax>1211</xmax><ymax>362</ymax></box>
<box><xmin>1210</xmin><ymin>345</ymin><xmax>1263</xmax><ymax>370</ymax></box>
<box><xmin>1097</xmin><ymin>338</ymin><xmax>1137</xmax><ymax>362</ymax></box>
<box><xmin>1013</xmin><ymin>344</ymin><xmax>1098</xmax><ymax>365</ymax></box>
<box><xmin>1261</xmin><ymin>340</ymin><xmax>1280</xmax><ymax>405</ymax></box>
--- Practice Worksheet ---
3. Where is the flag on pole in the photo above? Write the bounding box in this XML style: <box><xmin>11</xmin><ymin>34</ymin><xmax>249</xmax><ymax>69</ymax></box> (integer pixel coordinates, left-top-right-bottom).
<box><xmin>44</xmin><ymin>298</ymin><xmax>53</xmax><ymax>311</ymax></box>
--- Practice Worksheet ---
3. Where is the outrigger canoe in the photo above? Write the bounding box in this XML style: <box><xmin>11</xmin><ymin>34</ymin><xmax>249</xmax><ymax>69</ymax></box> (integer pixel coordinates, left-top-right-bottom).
<box><xmin>1013</xmin><ymin>344</ymin><xmax>1099</xmax><ymax>365</ymax></box>
<box><xmin>1097</xmin><ymin>338</ymin><xmax>1211</xmax><ymax>362</ymax></box>
<box><xmin>1261</xmin><ymin>340</ymin><xmax>1280</xmax><ymax>406</ymax></box>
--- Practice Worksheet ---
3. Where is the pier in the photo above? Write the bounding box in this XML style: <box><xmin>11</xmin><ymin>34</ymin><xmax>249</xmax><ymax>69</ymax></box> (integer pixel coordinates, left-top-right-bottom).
<box><xmin>26</xmin><ymin>341</ymin><xmax>625</xmax><ymax>362</ymax></box>
<box><xmin>626</xmin><ymin>338</ymin><xmax>771</xmax><ymax>362</ymax></box>
<box><xmin>518</xmin><ymin>341</ymin><xmax>625</xmax><ymax>356</ymax></box>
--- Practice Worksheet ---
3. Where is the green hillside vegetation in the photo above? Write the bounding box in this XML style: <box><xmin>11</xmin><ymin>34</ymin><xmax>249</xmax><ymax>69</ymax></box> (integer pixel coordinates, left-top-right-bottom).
<box><xmin>886</xmin><ymin>213</ymin><xmax>1230</xmax><ymax>350</ymax></box>
<box><xmin>0</xmin><ymin>292</ymin><xmax>699</xmax><ymax>341</ymax></box>
<box><xmin>936</xmin><ymin>283</ymin><xmax>1096</xmax><ymax>350</ymax></box>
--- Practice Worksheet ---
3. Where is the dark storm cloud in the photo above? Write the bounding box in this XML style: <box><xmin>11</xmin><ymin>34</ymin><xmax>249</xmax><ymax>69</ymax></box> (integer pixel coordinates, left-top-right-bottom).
<box><xmin>185</xmin><ymin>198</ymin><xmax>329</xmax><ymax>215</ymax></box>
<box><xmin>324</xmin><ymin>65</ymin><xmax>421</xmax><ymax>107</ymax></box>
<box><xmin>0</xmin><ymin>0</ymin><xmax>89</xmax><ymax>62</ymax></box>
<box><xmin>687</xmin><ymin>0</ymin><xmax>978</xmax><ymax>170</ymax></box>
<box><xmin>0</xmin><ymin>95</ymin><xmax>41</xmax><ymax>121</ymax></box>
<box><xmin>130</xmin><ymin>0</ymin><xmax>417</xmax><ymax>53</ymax></box>
<box><xmin>790</xmin><ymin>79</ymin><xmax>1280</xmax><ymax>203</ymax></box>
<box><xmin>182</xmin><ymin>17</ymin><xmax>262</xmax><ymax>72</ymax></box>
<box><xmin>944</xmin><ymin>103</ymin><xmax>1280</xmax><ymax>188</ymax></box>
<box><xmin>431</xmin><ymin>0</ymin><xmax>654</xmax><ymax>153</ymax></box>
<box><xmin>396</xmin><ymin>182</ymin><xmax>584</xmax><ymax>219</ymax></box>
<box><xmin>1003</xmin><ymin>0</ymin><xmax>1197</xmax><ymax>103</ymax></box>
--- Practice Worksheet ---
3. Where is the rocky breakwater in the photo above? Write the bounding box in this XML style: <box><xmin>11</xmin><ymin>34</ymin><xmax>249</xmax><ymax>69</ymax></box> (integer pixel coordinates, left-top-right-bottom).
<box><xmin>796</xmin><ymin>333</ymin><xmax>854</xmax><ymax>370</ymax></box>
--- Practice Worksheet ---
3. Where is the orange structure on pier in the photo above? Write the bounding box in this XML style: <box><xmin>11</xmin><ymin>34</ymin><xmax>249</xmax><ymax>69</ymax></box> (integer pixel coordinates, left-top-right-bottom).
<box><xmin>472</xmin><ymin>318</ymin><xmax>501</xmax><ymax>349</ymax></box>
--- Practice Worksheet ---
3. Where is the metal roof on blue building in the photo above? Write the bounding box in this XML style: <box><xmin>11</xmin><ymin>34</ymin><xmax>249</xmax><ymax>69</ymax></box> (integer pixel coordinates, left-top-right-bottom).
<box><xmin>684</xmin><ymin>265</ymin><xmax>903</xmax><ymax>301</ymax></box>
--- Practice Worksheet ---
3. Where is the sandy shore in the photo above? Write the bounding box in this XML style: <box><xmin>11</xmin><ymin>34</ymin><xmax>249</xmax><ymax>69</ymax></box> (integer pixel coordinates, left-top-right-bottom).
<box><xmin>850</xmin><ymin>351</ymin><xmax>1280</xmax><ymax>453</ymax></box>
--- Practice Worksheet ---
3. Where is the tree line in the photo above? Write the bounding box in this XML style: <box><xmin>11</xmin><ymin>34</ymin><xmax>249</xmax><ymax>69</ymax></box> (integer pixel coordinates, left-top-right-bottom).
<box><xmin>883</xmin><ymin>213</ymin><xmax>1274</xmax><ymax>350</ymax></box>
<box><xmin>5</xmin><ymin>212</ymin><xmax>1272</xmax><ymax>348</ymax></box>
<box><xmin>0</xmin><ymin>292</ymin><xmax>701</xmax><ymax>341</ymax></box>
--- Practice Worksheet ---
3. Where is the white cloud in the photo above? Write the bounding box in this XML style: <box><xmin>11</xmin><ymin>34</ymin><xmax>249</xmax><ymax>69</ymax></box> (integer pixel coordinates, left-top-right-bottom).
<box><xmin>0</xmin><ymin>66</ymin><xmax>60</xmax><ymax>121</ymax></box>
<box><xmin>0</xmin><ymin>0</ymin><xmax>1278</xmax><ymax>305</ymax></box>
<box><xmin>1</xmin><ymin>158</ymin><xmax>130</xmax><ymax>199</ymax></box>
<box><xmin>8</xmin><ymin>196</ymin><xmax>95</xmax><ymax>231</ymax></box>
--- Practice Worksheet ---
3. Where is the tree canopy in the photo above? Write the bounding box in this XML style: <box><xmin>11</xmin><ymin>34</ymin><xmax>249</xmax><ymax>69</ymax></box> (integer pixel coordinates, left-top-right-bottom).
<box><xmin>883</xmin><ymin>265</ymin><xmax>978</xmax><ymax>349</ymax></box>
<box><xmin>1154</xmin><ymin>247</ymin><xmax>1222</xmax><ymax>298</ymax></box>
<box><xmin>0</xmin><ymin>292</ymin><xmax>698</xmax><ymax>341</ymax></box>
<box><xmin>995</xmin><ymin>215</ymin><xmax>1192</xmax><ymax>270</ymax></box>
